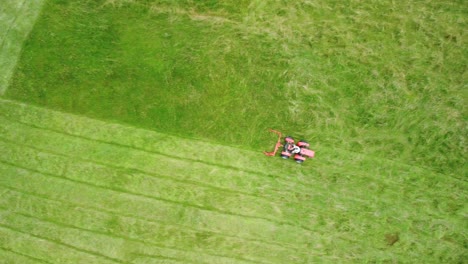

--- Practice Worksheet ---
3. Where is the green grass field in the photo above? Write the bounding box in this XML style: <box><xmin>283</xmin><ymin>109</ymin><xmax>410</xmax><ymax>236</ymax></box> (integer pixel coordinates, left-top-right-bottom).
<box><xmin>1</xmin><ymin>0</ymin><xmax>467</xmax><ymax>263</ymax></box>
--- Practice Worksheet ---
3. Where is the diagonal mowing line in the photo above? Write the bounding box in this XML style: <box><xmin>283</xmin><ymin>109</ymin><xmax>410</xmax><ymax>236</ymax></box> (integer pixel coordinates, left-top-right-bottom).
<box><xmin>0</xmin><ymin>184</ymin><xmax>300</xmax><ymax>262</ymax></box>
<box><xmin>0</xmin><ymin>224</ymin><xmax>125</xmax><ymax>264</ymax></box>
<box><xmin>0</xmin><ymin>115</ymin><xmax>322</xmax><ymax>204</ymax></box>
<box><xmin>0</xmin><ymin>128</ymin><xmax>270</xmax><ymax>198</ymax></box>
<box><xmin>0</xmin><ymin>164</ymin><xmax>307</xmax><ymax>251</ymax></box>
<box><xmin>0</xmin><ymin>115</ymin><xmax>429</xmax><ymax>213</ymax></box>
<box><xmin>0</xmin><ymin>100</ymin><xmax>460</xmax><ymax>187</ymax></box>
<box><xmin>0</xmin><ymin>246</ymin><xmax>53</xmax><ymax>264</ymax></box>
<box><xmin>0</xmin><ymin>206</ymin><xmax>263</xmax><ymax>264</ymax></box>
<box><xmin>0</xmin><ymin>1</ymin><xmax>45</xmax><ymax>95</ymax></box>
<box><xmin>0</xmin><ymin>187</ymin><xmax>256</xmax><ymax>264</ymax></box>
<box><xmin>2</xmin><ymin>100</ymin><xmax>458</xmax><ymax>204</ymax></box>
<box><xmin>130</xmin><ymin>253</ymin><xmax>190</xmax><ymax>264</ymax></box>
<box><xmin>5</xmin><ymin>112</ymin><xmax>458</xmax><ymax>237</ymax></box>
<box><xmin>0</xmin><ymin>140</ymin><xmax>286</xmax><ymax>224</ymax></box>
<box><xmin>0</xmin><ymin>0</ymin><xmax>27</xmax><ymax>49</ymax></box>
<box><xmin>0</xmin><ymin>112</ymin><xmax>323</xmax><ymax>202</ymax></box>
<box><xmin>0</xmin><ymin>156</ymin><xmax>298</xmax><ymax>236</ymax></box>
<box><xmin>0</xmin><ymin>99</ymin><xmax>311</xmax><ymax>183</ymax></box>
<box><xmin>0</xmin><ymin>113</ymin><xmax>279</xmax><ymax>195</ymax></box>
<box><xmin>0</xmin><ymin>98</ymin><xmax>456</xmax><ymax>182</ymax></box>
<box><xmin>2</xmin><ymin>112</ymin><xmax>287</xmax><ymax>180</ymax></box>
<box><xmin>0</xmin><ymin>137</ymin><xmax>320</xmax><ymax>236</ymax></box>
<box><xmin>0</xmin><ymin>159</ymin><xmax>315</xmax><ymax>254</ymax></box>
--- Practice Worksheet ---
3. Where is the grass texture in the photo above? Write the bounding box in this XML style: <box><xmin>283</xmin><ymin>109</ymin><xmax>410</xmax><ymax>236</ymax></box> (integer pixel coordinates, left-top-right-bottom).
<box><xmin>1</xmin><ymin>0</ymin><xmax>467</xmax><ymax>262</ymax></box>
<box><xmin>5</xmin><ymin>0</ymin><xmax>467</xmax><ymax>176</ymax></box>
<box><xmin>0</xmin><ymin>98</ymin><xmax>466</xmax><ymax>263</ymax></box>
<box><xmin>0</xmin><ymin>0</ymin><xmax>45</xmax><ymax>94</ymax></box>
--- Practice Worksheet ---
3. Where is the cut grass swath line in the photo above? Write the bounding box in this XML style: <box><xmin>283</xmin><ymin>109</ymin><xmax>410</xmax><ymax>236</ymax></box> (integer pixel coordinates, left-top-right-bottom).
<box><xmin>0</xmin><ymin>97</ymin><xmax>451</xmax><ymax>180</ymax></box>
<box><xmin>2</xmin><ymin>159</ymin><xmax>288</xmax><ymax>248</ymax></box>
<box><xmin>0</xmin><ymin>183</ymin><xmax>305</xmax><ymax>264</ymax></box>
<box><xmin>0</xmin><ymin>113</ymin><xmax>275</xmax><ymax>196</ymax></box>
<box><xmin>0</xmin><ymin>112</ymin><xmax>326</xmax><ymax>202</ymax></box>
<box><xmin>5</xmin><ymin>98</ymin><xmax>456</xmax><ymax>220</ymax></box>
<box><xmin>0</xmin><ymin>160</ymin><xmax>315</xmax><ymax>259</ymax></box>
<box><xmin>0</xmin><ymin>116</ymin><xmax>323</xmax><ymax>213</ymax></box>
<box><xmin>0</xmin><ymin>112</ymin><xmax>458</xmax><ymax>221</ymax></box>
<box><xmin>0</xmin><ymin>122</ymin><xmax>464</xmax><ymax>250</ymax></box>
<box><xmin>0</xmin><ymin>122</ymin><xmax>332</xmax><ymax>230</ymax></box>
<box><xmin>0</xmin><ymin>145</ymin><xmax>310</xmax><ymax>235</ymax></box>
<box><xmin>0</xmin><ymin>207</ymin><xmax>262</xmax><ymax>264</ymax></box>
<box><xmin>130</xmin><ymin>253</ymin><xmax>193</xmax><ymax>264</ymax></box>
<box><xmin>0</xmin><ymin>210</ymin><xmax>130</xmax><ymax>264</ymax></box>
<box><xmin>0</xmin><ymin>0</ymin><xmax>27</xmax><ymax>47</ymax></box>
<box><xmin>2</xmin><ymin>115</ymin><xmax>464</xmax><ymax>239</ymax></box>
<box><xmin>0</xmin><ymin>98</ymin><xmax>456</xmax><ymax>203</ymax></box>
<box><xmin>0</xmin><ymin>207</ymin><xmax>280</xmax><ymax>264</ymax></box>
<box><xmin>0</xmin><ymin>210</ymin><xmax>279</xmax><ymax>264</ymax></box>
<box><xmin>0</xmin><ymin>136</ymin><xmax>331</xmax><ymax>240</ymax></box>
<box><xmin>0</xmin><ymin>109</ymin><xmax>296</xmax><ymax>186</ymax></box>
<box><xmin>0</xmin><ymin>99</ymin><xmax>314</xmax><ymax>181</ymax></box>
<box><xmin>0</xmin><ymin>225</ymin><xmax>121</xmax><ymax>264</ymax></box>
<box><xmin>0</xmin><ymin>188</ymin><xmax>254</xmax><ymax>264</ymax></box>
<box><xmin>0</xmin><ymin>246</ymin><xmax>52</xmax><ymax>264</ymax></box>
<box><xmin>0</xmin><ymin>162</ymin><xmax>313</xmax><ymax>251</ymax></box>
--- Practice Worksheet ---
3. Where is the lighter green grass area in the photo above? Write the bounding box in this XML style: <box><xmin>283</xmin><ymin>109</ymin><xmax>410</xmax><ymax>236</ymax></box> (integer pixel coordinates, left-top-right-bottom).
<box><xmin>0</xmin><ymin>98</ymin><xmax>466</xmax><ymax>263</ymax></box>
<box><xmin>0</xmin><ymin>0</ymin><xmax>45</xmax><ymax>94</ymax></box>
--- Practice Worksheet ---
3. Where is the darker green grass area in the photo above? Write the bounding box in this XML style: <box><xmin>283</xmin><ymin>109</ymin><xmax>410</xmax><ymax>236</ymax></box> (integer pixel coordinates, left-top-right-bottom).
<box><xmin>7</xmin><ymin>0</ymin><xmax>289</xmax><ymax>146</ymax></box>
<box><xmin>6</xmin><ymin>0</ymin><xmax>467</xmax><ymax>176</ymax></box>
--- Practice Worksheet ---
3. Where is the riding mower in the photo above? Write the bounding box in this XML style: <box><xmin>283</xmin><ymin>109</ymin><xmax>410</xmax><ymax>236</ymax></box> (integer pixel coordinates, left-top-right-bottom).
<box><xmin>264</xmin><ymin>129</ymin><xmax>315</xmax><ymax>163</ymax></box>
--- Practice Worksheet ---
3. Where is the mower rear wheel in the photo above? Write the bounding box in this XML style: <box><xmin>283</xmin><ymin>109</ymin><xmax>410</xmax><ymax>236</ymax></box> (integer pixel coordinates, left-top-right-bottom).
<box><xmin>294</xmin><ymin>154</ymin><xmax>306</xmax><ymax>163</ymax></box>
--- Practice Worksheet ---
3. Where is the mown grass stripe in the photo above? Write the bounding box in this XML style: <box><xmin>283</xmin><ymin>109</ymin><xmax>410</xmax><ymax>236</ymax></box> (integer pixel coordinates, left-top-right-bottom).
<box><xmin>0</xmin><ymin>211</ymin><xmax>264</xmax><ymax>264</ymax></box>
<box><xmin>0</xmin><ymin>226</ymin><xmax>119</xmax><ymax>264</ymax></box>
<box><xmin>0</xmin><ymin>184</ymin><xmax>303</xmax><ymax>264</ymax></box>
<box><xmin>0</xmin><ymin>176</ymin><xmax>298</xmax><ymax>254</ymax></box>
<box><xmin>0</xmin><ymin>97</ymin><xmax>452</xmax><ymax>182</ymax></box>
<box><xmin>0</xmin><ymin>103</ymin><xmax>458</xmax><ymax>210</ymax></box>
<box><xmin>0</xmin><ymin>161</ymin><xmax>315</xmax><ymax>254</ymax></box>
<box><xmin>1</xmin><ymin>100</ymin><xmax>464</xmax><ymax>261</ymax></box>
<box><xmin>0</xmin><ymin>0</ymin><xmax>27</xmax><ymax>46</ymax></box>
<box><xmin>0</xmin><ymin>112</ymin><xmax>329</xmax><ymax>207</ymax></box>
<box><xmin>0</xmin><ymin>116</ymin><xmax>326</xmax><ymax>228</ymax></box>
<box><xmin>0</xmin><ymin>140</ymin><xmax>314</xmax><ymax>239</ymax></box>
<box><xmin>2</xmin><ymin>120</ymin><xmax>464</xmax><ymax>254</ymax></box>
<box><xmin>3</xmin><ymin>114</ymin><xmax>461</xmax><ymax>237</ymax></box>
<box><xmin>0</xmin><ymin>113</ymin><xmax>282</xmax><ymax>196</ymax></box>
<box><xmin>0</xmin><ymin>98</ymin><xmax>418</xmax><ymax>206</ymax></box>
<box><xmin>62</xmin><ymin>160</ymin><xmax>279</xmax><ymax>218</ymax></box>
<box><xmin>0</xmin><ymin>112</ymin><xmax>460</xmax><ymax>236</ymax></box>
<box><xmin>0</xmin><ymin>189</ymin><xmax>249</xmax><ymax>264</ymax></box>
<box><xmin>130</xmin><ymin>253</ymin><xmax>194</xmax><ymax>264</ymax></box>
<box><xmin>0</xmin><ymin>211</ymin><xmax>128</xmax><ymax>264</ymax></box>
<box><xmin>0</xmin><ymin>98</ymin><xmax>312</xmax><ymax>180</ymax></box>
<box><xmin>0</xmin><ymin>206</ymin><xmax>265</xmax><ymax>264</ymax></box>
<box><xmin>0</xmin><ymin>246</ymin><xmax>52</xmax><ymax>264</ymax></box>
<box><xmin>0</xmin><ymin>2</ymin><xmax>45</xmax><ymax>94</ymax></box>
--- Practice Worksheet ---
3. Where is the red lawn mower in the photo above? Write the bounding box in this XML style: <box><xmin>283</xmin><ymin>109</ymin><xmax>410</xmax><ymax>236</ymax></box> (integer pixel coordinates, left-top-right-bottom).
<box><xmin>264</xmin><ymin>129</ymin><xmax>315</xmax><ymax>163</ymax></box>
